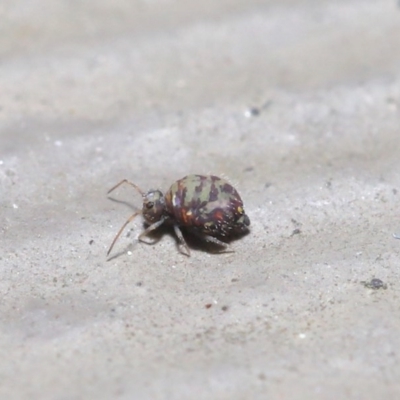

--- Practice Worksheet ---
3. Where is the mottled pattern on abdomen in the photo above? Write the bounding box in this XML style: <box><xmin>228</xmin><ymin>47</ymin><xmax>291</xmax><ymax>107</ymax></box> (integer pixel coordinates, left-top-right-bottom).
<box><xmin>165</xmin><ymin>175</ymin><xmax>247</xmax><ymax>237</ymax></box>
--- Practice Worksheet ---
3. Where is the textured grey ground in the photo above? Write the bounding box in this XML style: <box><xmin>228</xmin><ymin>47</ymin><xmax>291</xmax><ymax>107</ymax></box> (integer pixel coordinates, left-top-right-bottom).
<box><xmin>1</xmin><ymin>1</ymin><xmax>400</xmax><ymax>399</ymax></box>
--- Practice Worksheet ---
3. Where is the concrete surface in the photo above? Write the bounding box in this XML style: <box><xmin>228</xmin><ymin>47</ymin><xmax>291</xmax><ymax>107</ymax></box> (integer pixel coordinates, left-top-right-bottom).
<box><xmin>1</xmin><ymin>0</ymin><xmax>400</xmax><ymax>399</ymax></box>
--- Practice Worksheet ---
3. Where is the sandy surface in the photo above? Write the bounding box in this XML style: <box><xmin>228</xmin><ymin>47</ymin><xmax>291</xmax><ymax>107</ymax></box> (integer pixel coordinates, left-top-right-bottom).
<box><xmin>1</xmin><ymin>0</ymin><xmax>400</xmax><ymax>399</ymax></box>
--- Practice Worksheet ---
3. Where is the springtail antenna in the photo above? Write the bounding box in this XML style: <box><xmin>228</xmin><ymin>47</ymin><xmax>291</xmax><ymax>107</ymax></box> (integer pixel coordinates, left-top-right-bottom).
<box><xmin>107</xmin><ymin>211</ymin><xmax>142</xmax><ymax>256</ymax></box>
<box><xmin>107</xmin><ymin>179</ymin><xmax>145</xmax><ymax>256</ymax></box>
<box><xmin>107</xmin><ymin>179</ymin><xmax>144</xmax><ymax>196</ymax></box>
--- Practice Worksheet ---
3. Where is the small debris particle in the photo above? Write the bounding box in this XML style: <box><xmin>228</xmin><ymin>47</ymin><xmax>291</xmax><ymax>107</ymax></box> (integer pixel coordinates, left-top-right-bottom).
<box><xmin>89</xmin><ymin>240</ymin><xmax>94</xmax><ymax>245</ymax></box>
<box><xmin>244</xmin><ymin>166</ymin><xmax>254</xmax><ymax>172</ymax></box>
<box><xmin>136</xmin><ymin>281</ymin><xmax>143</xmax><ymax>287</ymax></box>
<box><xmin>12</xmin><ymin>203</ymin><xmax>18</xmax><ymax>209</ymax></box>
<box><xmin>298</xmin><ymin>333</ymin><xmax>306</xmax><ymax>339</ymax></box>
<box><xmin>291</xmin><ymin>228</ymin><xmax>301</xmax><ymax>236</ymax></box>
<box><xmin>362</xmin><ymin>278</ymin><xmax>387</xmax><ymax>290</ymax></box>
<box><xmin>244</xmin><ymin>107</ymin><xmax>260</xmax><ymax>118</ymax></box>
<box><xmin>231</xmin><ymin>278</ymin><xmax>239</xmax><ymax>283</ymax></box>
<box><xmin>393</xmin><ymin>233</ymin><xmax>400</xmax><ymax>239</ymax></box>
<box><xmin>54</xmin><ymin>140</ymin><xmax>63</xmax><ymax>147</ymax></box>
<box><xmin>221</xmin><ymin>305</ymin><xmax>229</xmax><ymax>312</ymax></box>
<box><xmin>205</xmin><ymin>304</ymin><xmax>212</xmax><ymax>309</ymax></box>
